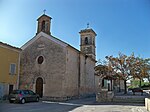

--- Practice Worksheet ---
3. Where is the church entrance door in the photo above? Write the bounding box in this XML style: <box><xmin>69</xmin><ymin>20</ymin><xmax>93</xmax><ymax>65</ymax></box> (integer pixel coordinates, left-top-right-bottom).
<box><xmin>36</xmin><ymin>77</ymin><xmax>43</xmax><ymax>98</ymax></box>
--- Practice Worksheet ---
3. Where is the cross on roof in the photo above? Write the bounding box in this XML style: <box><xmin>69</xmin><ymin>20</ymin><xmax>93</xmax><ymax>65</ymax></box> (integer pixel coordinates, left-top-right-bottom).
<box><xmin>87</xmin><ymin>23</ymin><xmax>89</xmax><ymax>28</ymax></box>
<box><xmin>43</xmin><ymin>9</ymin><xmax>46</xmax><ymax>15</ymax></box>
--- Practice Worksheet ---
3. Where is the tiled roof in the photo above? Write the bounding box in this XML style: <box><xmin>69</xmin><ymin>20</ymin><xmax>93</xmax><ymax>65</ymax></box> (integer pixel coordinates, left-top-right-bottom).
<box><xmin>0</xmin><ymin>41</ymin><xmax>21</xmax><ymax>51</ymax></box>
<box><xmin>37</xmin><ymin>14</ymin><xmax>52</xmax><ymax>21</ymax></box>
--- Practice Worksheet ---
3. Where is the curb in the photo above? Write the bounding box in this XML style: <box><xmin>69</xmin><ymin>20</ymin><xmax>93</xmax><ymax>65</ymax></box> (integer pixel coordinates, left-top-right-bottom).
<box><xmin>0</xmin><ymin>100</ymin><xmax>8</xmax><ymax>103</ymax></box>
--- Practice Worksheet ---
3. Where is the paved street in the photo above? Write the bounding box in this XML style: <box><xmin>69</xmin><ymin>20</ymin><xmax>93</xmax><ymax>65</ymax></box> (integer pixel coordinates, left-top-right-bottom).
<box><xmin>0</xmin><ymin>97</ymin><xmax>148</xmax><ymax>112</ymax></box>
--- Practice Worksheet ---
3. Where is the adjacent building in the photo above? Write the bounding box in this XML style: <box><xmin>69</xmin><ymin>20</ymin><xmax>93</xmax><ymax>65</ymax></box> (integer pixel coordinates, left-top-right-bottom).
<box><xmin>0</xmin><ymin>42</ymin><xmax>21</xmax><ymax>99</ymax></box>
<box><xmin>95</xmin><ymin>65</ymin><xmax>125</xmax><ymax>93</ymax></box>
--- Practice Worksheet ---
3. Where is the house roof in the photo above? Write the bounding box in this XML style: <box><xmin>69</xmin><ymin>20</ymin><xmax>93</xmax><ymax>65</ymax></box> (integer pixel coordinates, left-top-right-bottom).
<box><xmin>0</xmin><ymin>41</ymin><xmax>21</xmax><ymax>52</ymax></box>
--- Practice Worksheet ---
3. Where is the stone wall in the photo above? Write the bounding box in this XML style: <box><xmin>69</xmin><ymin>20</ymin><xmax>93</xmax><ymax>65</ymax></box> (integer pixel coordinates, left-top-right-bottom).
<box><xmin>95</xmin><ymin>75</ymin><xmax>101</xmax><ymax>93</ymax></box>
<box><xmin>63</xmin><ymin>46</ymin><xmax>79</xmax><ymax>97</ymax></box>
<box><xmin>96</xmin><ymin>91</ymin><xmax>114</xmax><ymax>102</ymax></box>
<box><xmin>20</xmin><ymin>34</ymin><xmax>96</xmax><ymax>100</ymax></box>
<box><xmin>20</xmin><ymin>36</ymin><xmax>66</xmax><ymax>97</ymax></box>
<box><xmin>80</xmin><ymin>54</ymin><xmax>95</xmax><ymax>96</ymax></box>
<box><xmin>65</xmin><ymin>46</ymin><xmax>95</xmax><ymax>97</ymax></box>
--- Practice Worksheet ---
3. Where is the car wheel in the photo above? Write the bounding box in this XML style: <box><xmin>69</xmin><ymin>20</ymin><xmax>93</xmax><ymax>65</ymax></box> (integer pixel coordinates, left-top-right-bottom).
<box><xmin>21</xmin><ymin>98</ymin><xmax>25</xmax><ymax>104</ymax></box>
<box><xmin>36</xmin><ymin>97</ymin><xmax>39</xmax><ymax>102</ymax></box>
<box><xmin>9</xmin><ymin>100</ymin><xmax>14</xmax><ymax>103</ymax></box>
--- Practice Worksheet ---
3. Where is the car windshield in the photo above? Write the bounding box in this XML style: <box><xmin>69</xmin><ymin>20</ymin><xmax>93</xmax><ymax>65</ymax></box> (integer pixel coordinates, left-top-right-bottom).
<box><xmin>11</xmin><ymin>90</ymin><xmax>21</xmax><ymax>94</ymax></box>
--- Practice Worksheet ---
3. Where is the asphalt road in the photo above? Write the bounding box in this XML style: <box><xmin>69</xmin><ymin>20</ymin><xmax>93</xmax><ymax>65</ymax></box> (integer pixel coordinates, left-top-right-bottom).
<box><xmin>0</xmin><ymin>97</ymin><xmax>148</xmax><ymax>112</ymax></box>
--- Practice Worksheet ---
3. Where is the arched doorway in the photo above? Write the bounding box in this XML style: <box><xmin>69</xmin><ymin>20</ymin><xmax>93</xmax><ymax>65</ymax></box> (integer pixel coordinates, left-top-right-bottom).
<box><xmin>36</xmin><ymin>77</ymin><xmax>43</xmax><ymax>97</ymax></box>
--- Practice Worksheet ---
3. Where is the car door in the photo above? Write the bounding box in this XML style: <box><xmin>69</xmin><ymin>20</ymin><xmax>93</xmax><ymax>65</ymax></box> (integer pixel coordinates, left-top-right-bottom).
<box><xmin>28</xmin><ymin>90</ymin><xmax>36</xmax><ymax>101</ymax></box>
<box><xmin>23</xmin><ymin>90</ymin><xmax>30</xmax><ymax>102</ymax></box>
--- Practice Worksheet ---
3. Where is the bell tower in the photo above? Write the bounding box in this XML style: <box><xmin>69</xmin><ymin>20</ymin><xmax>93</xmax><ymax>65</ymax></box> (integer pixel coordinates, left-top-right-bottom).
<box><xmin>37</xmin><ymin>12</ymin><xmax>52</xmax><ymax>35</ymax></box>
<box><xmin>79</xmin><ymin>25</ymin><xmax>97</xmax><ymax>60</ymax></box>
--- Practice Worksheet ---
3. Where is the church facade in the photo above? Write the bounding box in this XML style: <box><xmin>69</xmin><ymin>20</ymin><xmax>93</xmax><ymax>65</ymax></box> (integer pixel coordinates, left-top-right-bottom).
<box><xmin>19</xmin><ymin>13</ymin><xmax>97</xmax><ymax>101</ymax></box>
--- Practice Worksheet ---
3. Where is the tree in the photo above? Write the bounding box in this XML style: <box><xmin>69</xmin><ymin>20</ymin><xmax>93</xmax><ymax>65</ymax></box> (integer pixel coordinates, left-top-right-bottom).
<box><xmin>105</xmin><ymin>53</ymin><xmax>137</xmax><ymax>94</ymax></box>
<box><xmin>141</xmin><ymin>58</ymin><xmax>150</xmax><ymax>80</ymax></box>
<box><xmin>105</xmin><ymin>53</ymin><xmax>150</xmax><ymax>94</ymax></box>
<box><xmin>131</xmin><ymin>57</ymin><xmax>150</xmax><ymax>87</ymax></box>
<box><xmin>96</xmin><ymin>52</ymin><xmax>150</xmax><ymax>94</ymax></box>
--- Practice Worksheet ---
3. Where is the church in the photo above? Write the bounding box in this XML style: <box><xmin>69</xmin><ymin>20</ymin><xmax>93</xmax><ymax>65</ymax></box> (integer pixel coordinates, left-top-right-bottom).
<box><xmin>19</xmin><ymin>13</ymin><xmax>97</xmax><ymax>101</ymax></box>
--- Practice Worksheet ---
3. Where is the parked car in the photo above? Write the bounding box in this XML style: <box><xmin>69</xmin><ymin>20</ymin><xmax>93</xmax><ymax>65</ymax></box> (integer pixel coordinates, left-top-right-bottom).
<box><xmin>132</xmin><ymin>88</ymin><xmax>143</xmax><ymax>95</ymax></box>
<box><xmin>9</xmin><ymin>90</ymin><xmax>39</xmax><ymax>104</ymax></box>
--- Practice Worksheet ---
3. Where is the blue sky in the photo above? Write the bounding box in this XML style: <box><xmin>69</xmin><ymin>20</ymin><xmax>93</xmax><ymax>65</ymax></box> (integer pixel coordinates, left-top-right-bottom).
<box><xmin>0</xmin><ymin>0</ymin><xmax>150</xmax><ymax>60</ymax></box>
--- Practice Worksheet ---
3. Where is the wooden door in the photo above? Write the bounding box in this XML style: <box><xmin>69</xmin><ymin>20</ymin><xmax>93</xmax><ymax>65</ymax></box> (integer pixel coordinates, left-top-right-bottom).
<box><xmin>36</xmin><ymin>77</ymin><xmax>43</xmax><ymax>97</ymax></box>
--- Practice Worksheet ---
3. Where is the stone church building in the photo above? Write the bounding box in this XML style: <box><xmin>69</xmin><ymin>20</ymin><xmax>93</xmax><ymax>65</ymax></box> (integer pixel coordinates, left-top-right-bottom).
<box><xmin>19</xmin><ymin>13</ymin><xmax>97</xmax><ymax>100</ymax></box>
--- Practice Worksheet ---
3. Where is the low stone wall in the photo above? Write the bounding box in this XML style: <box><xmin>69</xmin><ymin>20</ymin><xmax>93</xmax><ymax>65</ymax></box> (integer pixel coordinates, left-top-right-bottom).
<box><xmin>42</xmin><ymin>96</ymin><xmax>78</xmax><ymax>101</ymax></box>
<box><xmin>96</xmin><ymin>91</ymin><xmax>114</xmax><ymax>102</ymax></box>
<box><xmin>42</xmin><ymin>93</ymin><xmax>95</xmax><ymax>101</ymax></box>
<box><xmin>114</xmin><ymin>95</ymin><xmax>145</xmax><ymax>103</ymax></box>
<box><xmin>145</xmin><ymin>98</ymin><xmax>150</xmax><ymax>111</ymax></box>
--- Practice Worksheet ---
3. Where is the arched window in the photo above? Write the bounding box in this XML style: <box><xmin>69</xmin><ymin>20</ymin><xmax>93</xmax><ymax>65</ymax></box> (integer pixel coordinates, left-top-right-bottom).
<box><xmin>85</xmin><ymin>37</ymin><xmax>88</xmax><ymax>44</ymax></box>
<box><xmin>41</xmin><ymin>21</ymin><xmax>45</xmax><ymax>31</ymax></box>
<box><xmin>38</xmin><ymin>56</ymin><xmax>44</xmax><ymax>64</ymax></box>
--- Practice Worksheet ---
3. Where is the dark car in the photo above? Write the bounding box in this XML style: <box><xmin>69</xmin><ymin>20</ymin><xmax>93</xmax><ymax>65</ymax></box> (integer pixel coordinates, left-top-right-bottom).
<box><xmin>132</xmin><ymin>88</ymin><xmax>143</xmax><ymax>95</ymax></box>
<box><xmin>9</xmin><ymin>90</ymin><xmax>39</xmax><ymax>104</ymax></box>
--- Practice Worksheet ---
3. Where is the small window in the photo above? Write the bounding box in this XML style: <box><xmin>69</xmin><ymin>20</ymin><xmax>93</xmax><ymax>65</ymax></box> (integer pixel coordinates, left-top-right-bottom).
<box><xmin>85</xmin><ymin>37</ymin><xmax>88</xmax><ymax>44</ymax></box>
<box><xmin>10</xmin><ymin>64</ymin><xmax>16</xmax><ymax>75</ymax></box>
<box><xmin>38</xmin><ymin>56</ymin><xmax>44</xmax><ymax>64</ymax></box>
<box><xmin>42</xmin><ymin>21</ymin><xmax>45</xmax><ymax>31</ymax></box>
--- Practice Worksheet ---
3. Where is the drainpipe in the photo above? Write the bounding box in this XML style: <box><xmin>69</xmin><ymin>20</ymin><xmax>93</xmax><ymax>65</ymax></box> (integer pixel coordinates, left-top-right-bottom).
<box><xmin>85</xmin><ymin>55</ymin><xmax>87</xmax><ymax>95</ymax></box>
<box><xmin>17</xmin><ymin>52</ymin><xmax>21</xmax><ymax>89</ymax></box>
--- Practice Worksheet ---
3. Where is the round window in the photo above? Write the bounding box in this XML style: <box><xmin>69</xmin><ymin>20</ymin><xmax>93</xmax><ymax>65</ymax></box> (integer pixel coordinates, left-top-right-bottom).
<box><xmin>38</xmin><ymin>56</ymin><xmax>44</xmax><ymax>64</ymax></box>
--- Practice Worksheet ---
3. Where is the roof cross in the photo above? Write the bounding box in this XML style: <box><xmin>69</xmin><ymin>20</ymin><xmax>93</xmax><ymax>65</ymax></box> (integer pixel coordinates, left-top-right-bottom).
<box><xmin>43</xmin><ymin>9</ymin><xmax>46</xmax><ymax>15</ymax></box>
<box><xmin>87</xmin><ymin>23</ymin><xmax>89</xmax><ymax>28</ymax></box>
